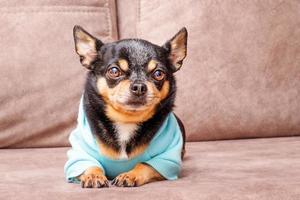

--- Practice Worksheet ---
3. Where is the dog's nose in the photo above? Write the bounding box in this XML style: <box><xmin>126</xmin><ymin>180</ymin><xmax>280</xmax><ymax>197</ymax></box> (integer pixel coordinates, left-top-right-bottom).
<box><xmin>130</xmin><ymin>82</ymin><xmax>147</xmax><ymax>96</ymax></box>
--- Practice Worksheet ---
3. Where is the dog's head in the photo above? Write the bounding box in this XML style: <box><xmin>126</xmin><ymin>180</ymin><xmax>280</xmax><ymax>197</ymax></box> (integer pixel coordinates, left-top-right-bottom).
<box><xmin>73</xmin><ymin>26</ymin><xmax>187</xmax><ymax>123</ymax></box>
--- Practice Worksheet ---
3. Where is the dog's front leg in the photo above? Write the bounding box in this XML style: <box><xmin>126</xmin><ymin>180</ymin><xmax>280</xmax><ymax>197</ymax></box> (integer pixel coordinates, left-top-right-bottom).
<box><xmin>112</xmin><ymin>163</ymin><xmax>164</xmax><ymax>187</ymax></box>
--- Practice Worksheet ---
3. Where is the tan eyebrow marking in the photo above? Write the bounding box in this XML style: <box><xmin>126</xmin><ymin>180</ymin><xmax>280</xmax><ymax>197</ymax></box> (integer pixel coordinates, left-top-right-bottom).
<box><xmin>147</xmin><ymin>60</ymin><xmax>158</xmax><ymax>72</ymax></box>
<box><xmin>118</xmin><ymin>59</ymin><xmax>129</xmax><ymax>71</ymax></box>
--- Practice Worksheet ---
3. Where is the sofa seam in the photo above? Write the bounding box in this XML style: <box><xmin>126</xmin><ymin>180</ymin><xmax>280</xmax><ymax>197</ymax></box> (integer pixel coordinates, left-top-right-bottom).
<box><xmin>135</xmin><ymin>0</ymin><xmax>141</xmax><ymax>37</ymax></box>
<box><xmin>112</xmin><ymin>0</ymin><xmax>119</xmax><ymax>40</ymax></box>
<box><xmin>104</xmin><ymin>0</ymin><xmax>111</xmax><ymax>40</ymax></box>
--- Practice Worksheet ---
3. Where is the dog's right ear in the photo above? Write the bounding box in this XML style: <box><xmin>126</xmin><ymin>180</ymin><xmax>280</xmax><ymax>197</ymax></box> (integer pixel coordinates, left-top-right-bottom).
<box><xmin>73</xmin><ymin>25</ymin><xmax>103</xmax><ymax>69</ymax></box>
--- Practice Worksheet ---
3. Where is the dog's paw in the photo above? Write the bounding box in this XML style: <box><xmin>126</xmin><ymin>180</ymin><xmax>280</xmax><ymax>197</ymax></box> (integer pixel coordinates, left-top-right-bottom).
<box><xmin>112</xmin><ymin>172</ymin><xmax>144</xmax><ymax>187</ymax></box>
<box><xmin>79</xmin><ymin>167</ymin><xmax>109</xmax><ymax>188</ymax></box>
<box><xmin>112</xmin><ymin>163</ymin><xmax>164</xmax><ymax>187</ymax></box>
<box><xmin>80</xmin><ymin>173</ymin><xmax>109</xmax><ymax>188</ymax></box>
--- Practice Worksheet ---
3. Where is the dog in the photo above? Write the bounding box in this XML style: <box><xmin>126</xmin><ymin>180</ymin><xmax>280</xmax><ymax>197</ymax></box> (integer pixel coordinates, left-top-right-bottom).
<box><xmin>64</xmin><ymin>25</ymin><xmax>187</xmax><ymax>188</ymax></box>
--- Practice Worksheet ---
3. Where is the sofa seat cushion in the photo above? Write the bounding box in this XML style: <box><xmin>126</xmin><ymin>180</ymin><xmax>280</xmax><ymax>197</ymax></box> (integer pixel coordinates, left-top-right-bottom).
<box><xmin>1</xmin><ymin>137</ymin><xmax>299</xmax><ymax>199</ymax></box>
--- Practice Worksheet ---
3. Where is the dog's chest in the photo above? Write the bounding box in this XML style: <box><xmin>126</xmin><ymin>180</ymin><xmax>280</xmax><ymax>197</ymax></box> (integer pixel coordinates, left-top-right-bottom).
<box><xmin>114</xmin><ymin>122</ymin><xmax>137</xmax><ymax>159</ymax></box>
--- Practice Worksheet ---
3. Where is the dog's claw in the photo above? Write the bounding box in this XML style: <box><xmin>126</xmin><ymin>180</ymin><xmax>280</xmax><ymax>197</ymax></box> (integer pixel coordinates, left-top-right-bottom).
<box><xmin>123</xmin><ymin>180</ymin><xmax>128</xmax><ymax>187</ymax></box>
<box><xmin>87</xmin><ymin>179</ymin><xmax>93</xmax><ymax>188</ymax></box>
<box><xmin>112</xmin><ymin>178</ymin><xmax>119</xmax><ymax>186</ymax></box>
<box><xmin>96</xmin><ymin>180</ymin><xmax>101</xmax><ymax>188</ymax></box>
<box><xmin>105</xmin><ymin>180</ymin><xmax>109</xmax><ymax>187</ymax></box>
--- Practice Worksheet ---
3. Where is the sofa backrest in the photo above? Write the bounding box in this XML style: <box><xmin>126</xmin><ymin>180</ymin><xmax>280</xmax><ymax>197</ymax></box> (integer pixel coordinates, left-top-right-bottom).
<box><xmin>0</xmin><ymin>0</ymin><xmax>118</xmax><ymax>148</ymax></box>
<box><xmin>117</xmin><ymin>0</ymin><xmax>300</xmax><ymax>141</ymax></box>
<box><xmin>0</xmin><ymin>0</ymin><xmax>299</xmax><ymax>148</ymax></box>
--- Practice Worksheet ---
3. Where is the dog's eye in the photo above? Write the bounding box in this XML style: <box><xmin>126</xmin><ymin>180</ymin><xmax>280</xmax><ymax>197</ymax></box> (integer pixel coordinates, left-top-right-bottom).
<box><xmin>152</xmin><ymin>70</ymin><xmax>165</xmax><ymax>81</ymax></box>
<box><xmin>107</xmin><ymin>66</ymin><xmax>122</xmax><ymax>78</ymax></box>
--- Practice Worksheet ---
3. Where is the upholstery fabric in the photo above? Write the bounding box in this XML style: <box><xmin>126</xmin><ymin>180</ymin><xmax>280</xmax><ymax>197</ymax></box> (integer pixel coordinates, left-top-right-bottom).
<box><xmin>1</xmin><ymin>137</ymin><xmax>300</xmax><ymax>199</ymax></box>
<box><xmin>1</xmin><ymin>0</ymin><xmax>300</xmax><ymax>148</ymax></box>
<box><xmin>118</xmin><ymin>0</ymin><xmax>300</xmax><ymax>141</ymax></box>
<box><xmin>0</xmin><ymin>0</ymin><xmax>118</xmax><ymax>148</ymax></box>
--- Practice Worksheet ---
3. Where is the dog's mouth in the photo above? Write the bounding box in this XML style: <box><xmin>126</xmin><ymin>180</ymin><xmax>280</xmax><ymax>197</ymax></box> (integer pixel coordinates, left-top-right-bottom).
<box><xmin>112</xmin><ymin>95</ymin><xmax>159</xmax><ymax>112</ymax></box>
<box><xmin>121</xmin><ymin>99</ymin><xmax>150</xmax><ymax>111</ymax></box>
<box><xmin>126</xmin><ymin>97</ymin><xmax>147</xmax><ymax>106</ymax></box>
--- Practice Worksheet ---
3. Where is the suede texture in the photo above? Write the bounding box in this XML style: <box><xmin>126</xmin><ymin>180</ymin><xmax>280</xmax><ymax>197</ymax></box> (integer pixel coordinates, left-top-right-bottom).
<box><xmin>0</xmin><ymin>0</ymin><xmax>118</xmax><ymax>148</ymax></box>
<box><xmin>0</xmin><ymin>0</ymin><xmax>299</xmax><ymax>146</ymax></box>
<box><xmin>1</xmin><ymin>138</ymin><xmax>300</xmax><ymax>199</ymax></box>
<box><xmin>118</xmin><ymin>0</ymin><xmax>300</xmax><ymax>141</ymax></box>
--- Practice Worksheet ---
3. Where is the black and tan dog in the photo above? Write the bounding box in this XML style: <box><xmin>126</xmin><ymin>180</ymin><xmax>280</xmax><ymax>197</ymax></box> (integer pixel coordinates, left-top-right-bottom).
<box><xmin>68</xmin><ymin>26</ymin><xmax>187</xmax><ymax>188</ymax></box>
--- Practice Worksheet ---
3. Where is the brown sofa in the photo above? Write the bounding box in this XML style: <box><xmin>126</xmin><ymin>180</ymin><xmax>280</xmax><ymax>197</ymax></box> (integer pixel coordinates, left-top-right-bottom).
<box><xmin>1</xmin><ymin>0</ymin><xmax>299</xmax><ymax>199</ymax></box>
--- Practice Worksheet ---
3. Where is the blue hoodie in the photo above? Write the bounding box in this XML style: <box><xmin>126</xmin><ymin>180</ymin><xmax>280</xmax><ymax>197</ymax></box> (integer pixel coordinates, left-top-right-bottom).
<box><xmin>64</xmin><ymin>98</ymin><xmax>183</xmax><ymax>183</ymax></box>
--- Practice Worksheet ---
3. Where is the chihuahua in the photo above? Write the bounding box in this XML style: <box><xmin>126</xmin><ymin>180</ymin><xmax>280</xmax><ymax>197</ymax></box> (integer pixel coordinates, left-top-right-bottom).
<box><xmin>64</xmin><ymin>26</ymin><xmax>187</xmax><ymax>188</ymax></box>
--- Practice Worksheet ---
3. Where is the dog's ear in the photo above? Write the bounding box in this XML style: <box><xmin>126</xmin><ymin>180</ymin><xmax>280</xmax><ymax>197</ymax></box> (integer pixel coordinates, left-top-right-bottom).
<box><xmin>163</xmin><ymin>27</ymin><xmax>188</xmax><ymax>72</ymax></box>
<box><xmin>73</xmin><ymin>25</ymin><xmax>103</xmax><ymax>69</ymax></box>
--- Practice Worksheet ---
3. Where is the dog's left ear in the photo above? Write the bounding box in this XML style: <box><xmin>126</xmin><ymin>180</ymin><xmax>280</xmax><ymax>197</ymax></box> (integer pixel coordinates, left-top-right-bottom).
<box><xmin>73</xmin><ymin>25</ymin><xmax>103</xmax><ymax>69</ymax></box>
<box><xmin>163</xmin><ymin>27</ymin><xmax>188</xmax><ymax>72</ymax></box>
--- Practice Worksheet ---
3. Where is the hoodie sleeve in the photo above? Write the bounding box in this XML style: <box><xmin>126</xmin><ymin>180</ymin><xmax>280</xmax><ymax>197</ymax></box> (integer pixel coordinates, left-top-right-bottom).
<box><xmin>144</xmin><ymin>114</ymin><xmax>183</xmax><ymax>180</ymax></box>
<box><xmin>64</xmin><ymin>127</ymin><xmax>104</xmax><ymax>183</ymax></box>
<box><xmin>64</xmin><ymin>98</ymin><xmax>104</xmax><ymax>183</ymax></box>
